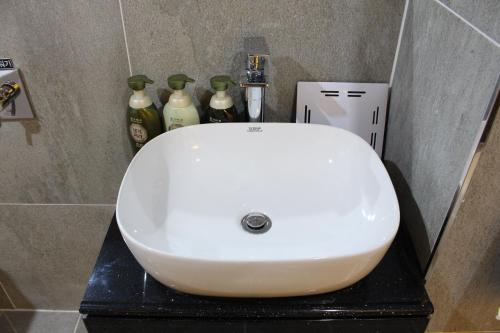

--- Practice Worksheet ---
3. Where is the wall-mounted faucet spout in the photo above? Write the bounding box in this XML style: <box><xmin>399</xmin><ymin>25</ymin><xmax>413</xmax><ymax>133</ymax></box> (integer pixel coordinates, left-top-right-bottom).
<box><xmin>240</xmin><ymin>54</ymin><xmax>269</xmax><ymax>122</ymax></box>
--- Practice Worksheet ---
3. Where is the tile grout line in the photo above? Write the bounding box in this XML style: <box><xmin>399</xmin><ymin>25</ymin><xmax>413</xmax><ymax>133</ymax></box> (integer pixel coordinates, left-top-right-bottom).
<box><xmin>72</xmin><ymin>314</ymin><xmax>82</xmax><ymax>333</ymax></box>
<box><xmin>0</xmin><ymin>282</ymin><xmax>16</xmax><ymax>309</ymax></box>
<box><xmin>0</xmin><ymin>203</ymin><xmax>115</xmax><ymax>207</ymax></box>
<box><xmin>433</xmin><ymin>0</ymin><xmax>500</xmax><ymax>48</ymax></box>
<box><xmin>118</xmin><ymin>0</ymin><xmax>133</xmax><ymax>76</ymax></box>
<box><xmin>389</xmin><ymin>0</ymin><xmax>409</xmax><ymax>87</ymax></box>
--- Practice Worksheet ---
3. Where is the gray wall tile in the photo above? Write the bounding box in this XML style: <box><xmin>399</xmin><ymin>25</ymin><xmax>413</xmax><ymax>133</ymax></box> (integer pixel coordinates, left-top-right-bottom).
<box><xmin>426</xmin><ymin>110</ymin><xmax>500</xmax><ymax>332</ymax></box>
<box><xmin>122</xmin><ymin>0</ymin><xmax>404</xmax><ymax>122</ymax></box>
<box><xmin>0</xmin><ymin>312</ymin><xmax>15</xmax><ymax>333</ymax></box>
<box><xmin>384</xmin><ymin>0</ymin><xmax>500</xmax><ymax>267</ymax></box>
<box><xmin>5</xmin><ymin>311</ymin><xmax>79</xmax><ymax>333</ymax></box>
<box><xmin>0</xmin><ymin>1</ymin><xmax>132</xmax><ymax>204</ymax></box>
<box><xmin>440</xmin><ymin>0</ymin><xmax>500</xmax><ymax>43</ymax></box>
<box><xmin>0</xmin><ymin>205</ymin><xmax>114</xmax><ymax>309</ymax></box>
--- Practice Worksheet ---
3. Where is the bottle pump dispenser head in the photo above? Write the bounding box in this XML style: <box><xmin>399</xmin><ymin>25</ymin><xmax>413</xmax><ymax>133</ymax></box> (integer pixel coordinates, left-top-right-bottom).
<box><xmin>167</xmin><ymin>74</ymin><xmax>195</xmax><ymax>90</ymax></box>
<box><xmin>127</xmin><ymin>75</ymin><xmax>154</xmax><ymax>91</ymax></box>
<box><xmin>210</xmin><ymin>75</ymin><xmax>236</xmax><ymax>91</ymax></box>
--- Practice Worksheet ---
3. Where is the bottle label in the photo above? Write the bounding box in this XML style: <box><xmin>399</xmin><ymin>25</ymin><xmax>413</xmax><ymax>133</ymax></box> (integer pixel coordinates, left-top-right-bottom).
<box><xmin>168</xmin><ymin>116</ymin><xmax>185</xmax><ymax>131</ymax></box>
<box><xmin>208</xmin><ymin>108</ymin><xmax>235</xmax><ymax>123</ymax></box>
<box><xmin>209</xmin><ymin>116</ymin><xmax>222</xmax><ymax>123</ymax></box>
<box><xmin>130</xmin><ymin>116</ymin><xmax>143</xmax><ymax>124</ymax></box>
<box><xmin>130</xmin><ymin>123</ymin><xmax>148</xmax><ymax>143</ymax></box>
<box><xmin>168</xmin><ymin>123</ymin><xmax>184</xmax><ymax>131</ymax></box>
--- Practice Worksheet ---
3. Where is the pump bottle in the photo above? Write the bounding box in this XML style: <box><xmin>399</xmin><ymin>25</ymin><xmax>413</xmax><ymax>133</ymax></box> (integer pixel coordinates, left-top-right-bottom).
<box><xmin>127</xmin><ymin>75</ymin><xmax>162</xmax><ymax>153</ymax></box>
<box><xmin>206</xmin><ymin>75</ymin><xmax>238</xmax><ymax>123</ymax></box>
<box><xmin>163</xmin><ymin>74</ymin><xmax>200</xmax><ymax>131</ymax></box>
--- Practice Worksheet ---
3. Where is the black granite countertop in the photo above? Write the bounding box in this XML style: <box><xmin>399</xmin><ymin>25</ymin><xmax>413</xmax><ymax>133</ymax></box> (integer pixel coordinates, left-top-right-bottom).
<box><xmin>80</xmin><ymin>215</ymin><xmax>433</xmax><ymax>319</ymax></box>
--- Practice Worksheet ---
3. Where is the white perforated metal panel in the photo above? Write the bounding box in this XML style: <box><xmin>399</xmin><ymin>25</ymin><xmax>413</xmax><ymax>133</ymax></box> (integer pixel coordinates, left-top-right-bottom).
<box><xmin>296</xmin><ymin>82</ymin><xmax>388</xmax><ymax>157</ymax></box>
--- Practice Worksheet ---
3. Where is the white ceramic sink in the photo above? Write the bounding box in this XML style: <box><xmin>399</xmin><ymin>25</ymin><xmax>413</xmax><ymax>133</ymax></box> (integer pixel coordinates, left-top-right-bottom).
<box><xmin>116</xmin><ymin>123</ymin><xmax>399</xmax><ymax>297</ymax></box>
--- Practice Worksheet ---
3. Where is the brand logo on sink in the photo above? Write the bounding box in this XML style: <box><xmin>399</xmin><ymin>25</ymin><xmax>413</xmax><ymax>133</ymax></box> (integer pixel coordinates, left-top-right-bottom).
<box><xmin>247</xmin><ymin>126</ymin><xmax>263</xmax><ymax>133</ymax></box>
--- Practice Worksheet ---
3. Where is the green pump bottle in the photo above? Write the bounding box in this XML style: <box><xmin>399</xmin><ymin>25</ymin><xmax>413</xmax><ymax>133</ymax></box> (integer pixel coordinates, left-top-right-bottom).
<box><xmin>127</xmin><ymin>75</ymin><xmax>163</xmax><ymax>153</ymax></box>
<box><xmin>163</xmin><ymin>74</ymin><xmax>200</xmax><ymax>131</ymax></box>
<box><xmin>206</xmin><ymin>75</ymin><xmax>238</xmax><ymax>123</ymax></box>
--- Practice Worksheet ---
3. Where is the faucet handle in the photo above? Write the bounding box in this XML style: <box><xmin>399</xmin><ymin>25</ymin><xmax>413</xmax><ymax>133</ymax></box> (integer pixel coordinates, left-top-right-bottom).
<box><xmin>0</xmin><ymin>81</ymin><xmax>21</xmax><ymax>109</ymax></box>
<box><xmin>247</xmin><ymin>54</ymin><xmax>268</xmax><ymax>71</ymax></box>
<box><xmin>246</xmin><ymin>54</ymin><xmax>268</xmax><ymax>84</ymax></box>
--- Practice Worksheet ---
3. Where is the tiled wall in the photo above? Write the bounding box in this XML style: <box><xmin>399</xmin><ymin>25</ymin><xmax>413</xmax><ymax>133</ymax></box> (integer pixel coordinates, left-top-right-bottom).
<box><xmin>0</xmin><ymin>1</ymin><xmax>132</xmax><ymax>204</ymax></box>
<box><xmin>0</xmin><ymin>1</ymin><xmax>127</xmax><ymax>331</ymax></box>
<box><xmin>0</xmin><ymin>0</ymin><xmax>404</xmax><ymax>331</ymax></box>
<box><xmin>385</xmin><ymin>0</ymin><xmax>500</xmax><ymax>268</ymax></box>
<box><xmin>426</xmin><ymin>104</ymin><xmax>500</xmax><ymax>332</ymax></box>
<box><xmin>441</xmin><ymin>0</ymin><xmax>499</xmax><ymax>42</ymax></box>
<box><xmin>122</xmin><ymin>0</ymin><xmax>404</xmax><ymax>122</ymax></box>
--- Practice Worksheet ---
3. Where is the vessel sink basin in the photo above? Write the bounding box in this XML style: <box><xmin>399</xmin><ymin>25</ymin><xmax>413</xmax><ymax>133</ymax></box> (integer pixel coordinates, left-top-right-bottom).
<box><xmin>116</xmin><ymin>123</ymin><xmax>399</xmax><ymax>297</ymax></box>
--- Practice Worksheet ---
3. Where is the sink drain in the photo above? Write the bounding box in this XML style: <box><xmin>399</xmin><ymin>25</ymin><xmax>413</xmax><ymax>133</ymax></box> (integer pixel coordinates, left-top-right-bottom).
<box><xmin>241</xmin><ymin>212</ymin><xmax>272</xmax><ymax>234</ymax></box>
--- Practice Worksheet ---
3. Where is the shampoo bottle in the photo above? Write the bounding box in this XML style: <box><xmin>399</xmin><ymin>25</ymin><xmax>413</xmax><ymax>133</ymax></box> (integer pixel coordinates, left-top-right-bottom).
<box><xmin>127</xmin><ymin>75</ymin><xmax>162</xmax><ymax>153</ymax></box>
<box><xmin>206</xmin><ymin>75</ymin><xmax>238</xmax><ymax>123</ymax></box>
<box><xmin>163</xmin><ymin>74</ymin><xmax>200</xmax><ymax>131</ymax></box>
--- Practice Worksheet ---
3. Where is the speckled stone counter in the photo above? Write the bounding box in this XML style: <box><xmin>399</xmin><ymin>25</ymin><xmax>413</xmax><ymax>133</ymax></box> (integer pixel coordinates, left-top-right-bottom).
<box><xmin>80</xmin><ymin>215</ymin><xmax>433</xmax><ymax>332</ymax></box>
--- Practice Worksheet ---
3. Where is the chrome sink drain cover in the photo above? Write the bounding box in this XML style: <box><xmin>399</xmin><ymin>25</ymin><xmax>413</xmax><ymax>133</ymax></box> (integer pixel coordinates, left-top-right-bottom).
<box><xmin>241</xmin><ymin>212</ymin><xmax>272</xmax><ymax>234</ymax></box>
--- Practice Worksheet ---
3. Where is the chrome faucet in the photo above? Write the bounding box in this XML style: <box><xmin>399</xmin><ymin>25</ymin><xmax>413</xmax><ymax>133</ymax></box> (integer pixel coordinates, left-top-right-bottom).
<box><xmin>240</xmin><ymin>54</ymin><xmax>269</xmax><ymax>122</ymax></box>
